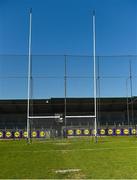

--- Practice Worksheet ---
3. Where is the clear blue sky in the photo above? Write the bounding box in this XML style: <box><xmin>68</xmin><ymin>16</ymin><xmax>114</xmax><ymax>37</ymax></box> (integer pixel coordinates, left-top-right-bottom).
<box><xmin>0</xmin><ymin>0</ymin><xmax>137</xmax><ymax>55</ymax></box>
<box><xmin>0</xmin><ymin>0</ymin><xmax>137</xmax><ymax>99</ymax></box>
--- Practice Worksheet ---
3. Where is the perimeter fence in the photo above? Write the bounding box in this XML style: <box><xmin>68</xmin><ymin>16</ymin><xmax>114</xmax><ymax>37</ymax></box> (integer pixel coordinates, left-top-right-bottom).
<box><xmin>0</xmin><ymin>55</ymin><xmax>137</xmax><ymax>135</ymax></box>
<box><xmin>0</xmin><ymin>55</ymin><xmax>137</xmax><ymax>98</ymax></box>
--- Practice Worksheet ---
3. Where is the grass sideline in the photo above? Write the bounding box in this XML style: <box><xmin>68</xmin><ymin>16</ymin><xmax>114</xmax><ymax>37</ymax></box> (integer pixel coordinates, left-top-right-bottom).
<box><xmin>0</xmin><ymin>136</ymin><xmax>137</xmax><ymax>179</ymax></box>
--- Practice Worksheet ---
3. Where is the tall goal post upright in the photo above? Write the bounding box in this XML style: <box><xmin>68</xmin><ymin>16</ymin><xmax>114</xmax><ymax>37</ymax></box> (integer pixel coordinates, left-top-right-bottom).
<box><xmin>26</xmin><ymin>10</ymin><xmax>63</xmax><ymax>142</ymax></box>
<box><xmin>93</xmin><ymin>10</ymin><xmax>97</xmax><ymax>142</ymax></box>
<box><xmin>62</xmin><ymin>11</ymin><xmax>97</xmax><ymax>141</ymax></box>
<box><xmin>27</xmin><ymin>9</ymin><xmax>32</xmax><ymax>143</ymax></box>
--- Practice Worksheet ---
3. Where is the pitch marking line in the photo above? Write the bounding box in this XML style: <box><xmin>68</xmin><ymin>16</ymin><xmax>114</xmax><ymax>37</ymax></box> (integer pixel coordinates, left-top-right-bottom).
<box><xmin>55</xmin><ymin>169</ymin><xmax>81</xmax><ymax>173</ymax></box>
<box><xmin>1</xmin><ymin>146</ymin><xmax>137</xmax><ymax>153</ymax></box>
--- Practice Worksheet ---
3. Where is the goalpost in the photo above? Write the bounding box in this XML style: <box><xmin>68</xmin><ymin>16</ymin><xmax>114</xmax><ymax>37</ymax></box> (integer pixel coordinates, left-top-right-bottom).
<box><xmin>64</xmin><ymin>11</ymin><xmax>97</xmax><ymax>141</ymax></box>
<box><xmin>27</xmin><ymin>10</ymin><xmax>97</xmax><ymax>143</ymax></box>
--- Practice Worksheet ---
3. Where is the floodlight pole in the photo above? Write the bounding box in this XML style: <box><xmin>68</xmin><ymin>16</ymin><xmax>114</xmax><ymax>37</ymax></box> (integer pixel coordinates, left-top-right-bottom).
<box><xmin>93</xmin><ymin>10</ymin><xmax>97</xmax><ymax>143</ymax></box>
<box><xmin>27</xmin><ymin>9</ymin><xmax>32</xmax><ymax>143</ymax></box>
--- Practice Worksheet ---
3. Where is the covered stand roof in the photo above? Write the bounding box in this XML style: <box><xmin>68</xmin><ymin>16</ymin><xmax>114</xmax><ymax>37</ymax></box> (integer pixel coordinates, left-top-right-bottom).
<box><xmin>0</xmin><ymin>97</ymin><xmax>136</xmax><ymax>115</ymax></box>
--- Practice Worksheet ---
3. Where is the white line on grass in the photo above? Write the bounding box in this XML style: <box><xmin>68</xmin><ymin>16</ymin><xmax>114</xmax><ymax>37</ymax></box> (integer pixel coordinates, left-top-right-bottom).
<box><xmin>55</xmin><ymin>169</ymin><xmax>81</xmax><ymax>173</ymax></box>
<box><xmin>1</xmin><ymin>146</ymin><xmax>137</xmax><ymax>153</ymax></box>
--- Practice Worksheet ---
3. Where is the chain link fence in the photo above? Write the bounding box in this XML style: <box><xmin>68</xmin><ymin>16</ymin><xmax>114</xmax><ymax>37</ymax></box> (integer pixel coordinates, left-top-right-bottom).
<box><xmin>0</xmin><ymin>55</ymin><xmax>137</xmax><ymax>135</ymax></box>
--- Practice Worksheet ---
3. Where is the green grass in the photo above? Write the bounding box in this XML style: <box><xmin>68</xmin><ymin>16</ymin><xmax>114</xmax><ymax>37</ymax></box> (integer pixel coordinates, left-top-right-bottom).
<box><xmin>0</xmin><ymin>136</ymin><xmax>137</xmax><ymax>179</ymax></box>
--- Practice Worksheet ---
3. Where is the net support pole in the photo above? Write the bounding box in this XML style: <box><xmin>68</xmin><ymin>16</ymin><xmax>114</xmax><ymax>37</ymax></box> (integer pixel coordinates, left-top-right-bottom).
<box><xmin>97</xmin><ymin>57</ymin><xmax>101</xmax><ymax>128</ymax></box>
<box><xmin>93</xmin><ymin>10</ymin><xmax>97</xmax><ymax>143</ymax></box>
<box><xmin>126</xmin><ymin>78</ymin><xmax>130</xmax><ymax>128</ymax></box>
<box><xmin>27</xmin><ymin>9</ymin><xmax>32</xmax><ymax>144</ymax></box>
<box><xmin>129</xmin><ymin>59</ymin><xmax>134</xmax><ymax>126</ymax></box>
<box><xmin>64</xmin><ymin>55</ymin><xmax>67</xmax><ymax>137</ymax></box>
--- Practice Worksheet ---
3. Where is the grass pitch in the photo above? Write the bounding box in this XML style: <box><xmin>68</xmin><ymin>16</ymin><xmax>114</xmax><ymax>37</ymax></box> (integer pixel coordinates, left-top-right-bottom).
<box><xmin>0</xmin><ymin>136</ymin><xmax>137</xmax><ymax>179</ymax></box>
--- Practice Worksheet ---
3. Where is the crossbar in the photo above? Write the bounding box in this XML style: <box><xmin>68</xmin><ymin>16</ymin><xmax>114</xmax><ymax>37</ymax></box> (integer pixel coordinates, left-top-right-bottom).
<box><xmin>66</xmin><ymin>115</ymin><xmax>95</xmax><ymax>118</ymax></box>
<box><xmin>28</xmin><ymin>115</ymin><xmax>60</xmax><ymax>119</ymax></box>
<box><xmin>28</xmin><ymin>115</ymin><xmax>95</xmax><ymax>119</ymax></box>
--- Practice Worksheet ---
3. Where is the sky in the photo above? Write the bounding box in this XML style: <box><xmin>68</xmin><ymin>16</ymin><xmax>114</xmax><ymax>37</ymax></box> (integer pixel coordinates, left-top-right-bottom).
<box><xmin>0</xmin><ymin>0</ymin><xmax>137</xmax><ymax>99</ymax></box>
<box><xmin>0</xmin><ymin>0</ymin><xmax>137</xmax><ymax>55</ymax></box>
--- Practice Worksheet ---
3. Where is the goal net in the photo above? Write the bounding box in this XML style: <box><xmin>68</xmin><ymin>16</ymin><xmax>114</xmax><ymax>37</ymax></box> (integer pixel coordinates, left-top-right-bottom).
<box><xmin>26</xmin><ymin>55</ymin><xmax>97</xmax><ymax>142</ymax></box>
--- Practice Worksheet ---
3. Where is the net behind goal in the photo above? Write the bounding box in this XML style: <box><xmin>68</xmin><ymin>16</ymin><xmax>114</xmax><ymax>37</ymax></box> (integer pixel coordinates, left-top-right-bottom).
<box><xmin>29</xmin><ymin>115</ymin><xmax>97</xmax><ymax>140</ymax></box>
<box><xmin>29</xmin><ymin>116</ymin><xmax>60</xmax><ymax>140</ymax></box>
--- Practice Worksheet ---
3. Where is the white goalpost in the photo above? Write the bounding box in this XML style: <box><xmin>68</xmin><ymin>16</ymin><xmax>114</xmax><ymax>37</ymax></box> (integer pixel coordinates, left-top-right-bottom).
<box><xmin>63</xmin><ymin>11</ymin><xmax>97</xmax><ymax>141</ymax></box>
<box><xmin>26</xmin><ymin>10</ymin><xmax>64</xmax><ymax>143</ymax></box>
<box><xmin>27</xmin><ymin>9</ymin><xmax>32</xmax><ymax>143</ymax></box>
<box><xmin>27</xmin><ymin>10</ymin><xmax>97</xmax><ymax>143</ymax></box>
<box><xmin>93</xmin><ymin>10</ymin><xmax>97</xmax><ymax>142</ymax></box>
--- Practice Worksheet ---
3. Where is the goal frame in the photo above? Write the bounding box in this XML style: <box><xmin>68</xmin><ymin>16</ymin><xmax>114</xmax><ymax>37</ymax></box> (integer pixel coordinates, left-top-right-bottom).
<box><xmin>27</xmin><ymin>10</ymin><xmax>97</xmax><ymax>143</ymax></box>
